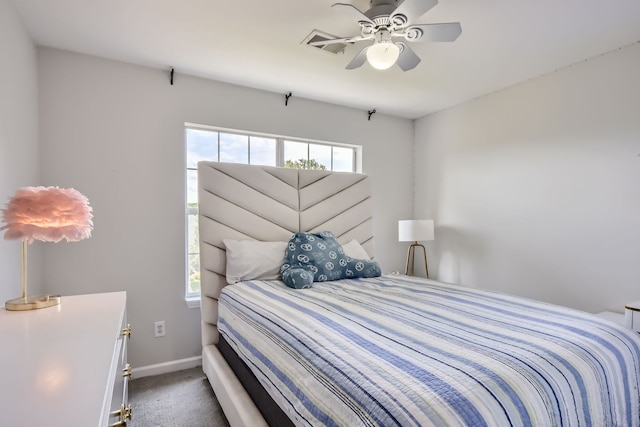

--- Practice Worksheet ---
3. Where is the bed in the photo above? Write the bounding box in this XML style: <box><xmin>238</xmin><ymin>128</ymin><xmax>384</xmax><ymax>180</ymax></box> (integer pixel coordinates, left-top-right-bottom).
<box><xmin>198</xmin><ymin>162</ymin><xmax>640</xmax><ymax>426</ymax></box>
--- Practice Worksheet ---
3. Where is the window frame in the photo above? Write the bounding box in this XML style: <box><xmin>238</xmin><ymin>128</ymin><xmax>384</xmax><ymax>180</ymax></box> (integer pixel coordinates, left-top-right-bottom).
<box><xmin>184</xmin><ymin>123</ymin><xmax>362</xmax><ymax>305</ymax></box>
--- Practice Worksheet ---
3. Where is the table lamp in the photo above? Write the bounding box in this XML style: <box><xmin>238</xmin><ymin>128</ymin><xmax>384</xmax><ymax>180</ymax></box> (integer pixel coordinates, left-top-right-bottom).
<box><xmin>398</xmin><ymin>219</ymin><xmax>434</xmax><ymax>278</ymax></box>
<box><xmin>1</xmin><ymin>186</ymin><xmax>93</xmax><ymax>311</ymax></box>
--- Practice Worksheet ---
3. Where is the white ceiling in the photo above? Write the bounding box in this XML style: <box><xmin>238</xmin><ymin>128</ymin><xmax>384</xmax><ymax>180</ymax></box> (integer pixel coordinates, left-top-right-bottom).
<box><xmin>10</xmin><ymin>0</ymin><xmax>640</xmax><ymax>119</ymax></box>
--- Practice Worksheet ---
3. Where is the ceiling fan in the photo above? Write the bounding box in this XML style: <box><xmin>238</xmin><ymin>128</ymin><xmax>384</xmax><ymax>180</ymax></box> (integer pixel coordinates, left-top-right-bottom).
<box><xmin>310</xmin><ymin>0</ymin><xmax>461</xmax><ymax>71</ymax></box>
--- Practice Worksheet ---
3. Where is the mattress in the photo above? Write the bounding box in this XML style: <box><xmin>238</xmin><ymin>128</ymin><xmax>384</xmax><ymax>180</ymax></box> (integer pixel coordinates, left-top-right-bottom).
<box><xmin>218</xmin><ymin>275</ymin><xmax>640</xmax><ymax>426</ymax></box>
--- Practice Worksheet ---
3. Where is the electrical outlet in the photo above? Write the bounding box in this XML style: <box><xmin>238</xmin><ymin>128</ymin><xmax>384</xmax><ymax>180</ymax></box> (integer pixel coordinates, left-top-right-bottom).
<box><xmin>154</xmin><ymin>320</ymin><xmax>166</xmax><ymax>337</ymax></box>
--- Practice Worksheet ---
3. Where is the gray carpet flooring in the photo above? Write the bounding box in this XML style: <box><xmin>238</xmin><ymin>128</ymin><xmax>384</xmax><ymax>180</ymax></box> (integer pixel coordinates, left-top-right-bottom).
<box><xmin>129</xmin><ymin>366</ymin><xmax>230</xmax><ymax>427</ymax></box>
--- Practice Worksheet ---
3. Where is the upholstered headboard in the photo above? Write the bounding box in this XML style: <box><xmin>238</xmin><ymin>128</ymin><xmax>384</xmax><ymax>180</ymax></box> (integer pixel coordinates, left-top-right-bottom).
<box><xmin>198</xmin><ymin>162</ymin><xmax>374</xmax><ymax>347</ymax></box>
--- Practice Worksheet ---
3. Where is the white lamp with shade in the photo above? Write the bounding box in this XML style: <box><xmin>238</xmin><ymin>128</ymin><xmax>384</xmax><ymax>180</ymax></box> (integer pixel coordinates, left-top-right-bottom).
<box><xmin>398</xmin><ymin>219</ymin><xmax>434</xmax><ymax>278</ymax></box>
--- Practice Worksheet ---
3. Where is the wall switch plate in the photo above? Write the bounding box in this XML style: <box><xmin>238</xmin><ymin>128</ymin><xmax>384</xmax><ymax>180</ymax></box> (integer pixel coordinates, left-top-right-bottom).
<box><xmin>154</xmin><ymin>320</ymin><xmax>166</xmax><ymax>337</ymax></box>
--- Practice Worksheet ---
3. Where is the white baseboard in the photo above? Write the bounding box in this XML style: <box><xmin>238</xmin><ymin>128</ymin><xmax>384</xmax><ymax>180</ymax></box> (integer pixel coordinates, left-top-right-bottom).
<box><xmin>132</xmin><ymin>355</ymin><xmax>202</xmax><ymax>379</ymax></box>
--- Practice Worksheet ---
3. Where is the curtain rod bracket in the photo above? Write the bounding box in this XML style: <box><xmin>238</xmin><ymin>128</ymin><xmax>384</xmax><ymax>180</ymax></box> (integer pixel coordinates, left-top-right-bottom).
<box><xmin>285</xmin><ymin>92</ymin><xmax>292</xmax><ymax>106</ymax></box>
<box><xmin>170</xmin><ymin>67</ymin><xmax>174</xmax><ymax>85</ymax></box>
<box><xmin>368</xmin><ymin>109</ymin><xmax>376</xmax><ymax>121</ymax></box>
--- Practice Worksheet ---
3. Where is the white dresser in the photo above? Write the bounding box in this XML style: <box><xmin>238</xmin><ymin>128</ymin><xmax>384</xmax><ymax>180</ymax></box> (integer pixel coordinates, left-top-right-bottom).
<box><xmin>0</xmin><ymin>292</ymin><xmax>131</xmax><ymax>427</ymax></box>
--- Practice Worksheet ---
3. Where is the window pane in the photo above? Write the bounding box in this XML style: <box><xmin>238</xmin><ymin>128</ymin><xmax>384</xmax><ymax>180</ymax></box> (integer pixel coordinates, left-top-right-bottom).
<box><xmin>333</xmin><ymin>146</ymin><xmax>354</xmax><ymax>172</ymax></box>
<box><xmin>187</xmin><ymin>213</ymin><xmax>200</xmax><ymax>295</ymax></box>
<box><xmin>250</xmin><ymin>137</ymin><xmax>276</xmax><ymax>166</ymax></box>
<box><xmin>186</xmin><ymin>129</ymin><xmax>217</xmax><ymax>168</ymax></box>
<box><xmin>187</xmin><ymin>170</ymin><xmax>198</xmax><ymax>205</ymax></box>
<box><xmin>220</xmin><ymin>133</ymin><xmax>248</xmax><ymax>163</ymax></box>
<box><xmin>309</xmin><ymin>144</ymin><xmax>331</xmax><ymax>170</ymax></box>
<box><xmin>186</xmin><ymin>125</ymin><xmax>360</xmax><ymax>300</ymax></box>
<box><xmin>187</xmin><ymin>213</ymin><xmax>199</xmax><ymax>253</ymax></box>
<box><xmin>187</xmin><ymin>254</ymin><xmax>201</xmax><ymax>295</ymax></box>
<box><xmin>284</xmin><ymin>140</ymin><xmax>308</xmax><ymax>168</ymax></box>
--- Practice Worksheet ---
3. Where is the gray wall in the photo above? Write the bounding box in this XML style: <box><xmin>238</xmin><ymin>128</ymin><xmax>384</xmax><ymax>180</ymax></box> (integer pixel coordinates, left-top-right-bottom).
<box><xmin>37</xmin><ymin>47</ymin><xmax>414</xmax><ymax>368</ymax></box>
<box><xmin>415</xmin><ymin>42</ymin><xmax>640</xmax><ymax>313</ymax></box>
<box><xmin>0</xmin><ymin>0</ymin><xmax>43</xmax><ymax>303</ymax></box>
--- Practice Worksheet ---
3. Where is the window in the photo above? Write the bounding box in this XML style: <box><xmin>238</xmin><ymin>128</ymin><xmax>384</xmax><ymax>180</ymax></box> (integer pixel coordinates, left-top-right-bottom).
<box><xmin>185</xmin><ymin>124</ymin><xmax>361</xmax><ymax>302</ymax></box>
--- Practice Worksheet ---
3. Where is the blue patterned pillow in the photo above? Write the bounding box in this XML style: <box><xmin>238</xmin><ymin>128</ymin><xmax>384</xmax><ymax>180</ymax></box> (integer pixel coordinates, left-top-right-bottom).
<box><xmin>281</xmin><ymin>231</ymin><xmax>381</xmax><ymax>289</ymax></box>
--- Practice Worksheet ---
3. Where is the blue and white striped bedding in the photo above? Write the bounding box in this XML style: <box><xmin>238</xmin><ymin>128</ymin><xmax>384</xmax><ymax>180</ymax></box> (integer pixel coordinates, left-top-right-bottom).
<box><xmin>218</xmin><ymin>275</ymin><xmax>640</xmax><ymax>426</ymax></box>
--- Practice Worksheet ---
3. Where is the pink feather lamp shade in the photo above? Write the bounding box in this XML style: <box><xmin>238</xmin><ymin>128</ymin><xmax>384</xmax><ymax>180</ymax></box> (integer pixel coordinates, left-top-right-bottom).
<box><xmin>1</xmin><ymin>186</ymin><xmax>93</xmax><ymax>311</ymax></box>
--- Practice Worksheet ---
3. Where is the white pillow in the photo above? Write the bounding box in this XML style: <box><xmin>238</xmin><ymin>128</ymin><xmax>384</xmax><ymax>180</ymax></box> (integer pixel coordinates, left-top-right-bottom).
<box><xmin>342</xmin><ymin>239</ymin><xmax>371</xmax><ymax>260</ymax></box>
<box><xmin>223</xmin><ymin>239</ymin><xmax>287</xmax><ymax>285</ymax></box>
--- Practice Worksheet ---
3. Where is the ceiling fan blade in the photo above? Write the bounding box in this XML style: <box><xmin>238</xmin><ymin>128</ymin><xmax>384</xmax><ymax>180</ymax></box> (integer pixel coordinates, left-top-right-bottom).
<box><xmin>390</xmin><ymin>0</ymin><xmax>438</xmax><ymax>25</ymax></box>
<box><xmin>404</xmin><ymin>22</ymin><xmax>462</xmax><ymax>42</ymax></box>
<box><xmin>345</xmin><ymin>46</ymin><xmax>368</xmax><ymax>70</ymax></box>
<box><xmin>332</xmin><ymin>3</ymin><xmax>374</xmax><ymax>26</ymax></box>
<box><xmin>309</xmin><ymin>35</ymin><xmax>371</xmax><ymax>47</ymax></box>
<box><xmin>396</xmin><ymin>42</ymin><xmax>421</xmax><ymax>71</ymax></box>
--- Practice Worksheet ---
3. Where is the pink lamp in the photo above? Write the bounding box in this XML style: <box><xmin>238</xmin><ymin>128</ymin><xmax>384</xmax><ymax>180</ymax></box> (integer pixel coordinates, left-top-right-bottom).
<box><xmin>1</xmin><ymin>186</ymin><xmax>93</xmax><ymax>311</ymax></box>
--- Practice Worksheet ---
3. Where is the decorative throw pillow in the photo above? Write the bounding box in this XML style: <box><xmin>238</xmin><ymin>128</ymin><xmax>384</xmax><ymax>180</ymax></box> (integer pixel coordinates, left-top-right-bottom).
<box><xmin>280</xmin><ymin>231</ymin><xmax>381</xmax><ymax>289</ymax></box>
<box><xmin>342</xmin><ymin>239</ymin><xmax>371</xmax><ymax>260</ymax></box>
<box><xmin>223</xmin><ymin>239</ymin><xmax>287</xmax><ymax>285</ymax></box>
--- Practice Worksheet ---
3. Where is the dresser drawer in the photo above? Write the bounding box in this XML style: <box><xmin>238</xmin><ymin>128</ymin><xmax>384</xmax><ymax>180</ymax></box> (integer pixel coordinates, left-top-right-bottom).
<box><xmin>104</xmin><ymin>315</ymin><xmax>132</xmax><ymax>426</ymax></box>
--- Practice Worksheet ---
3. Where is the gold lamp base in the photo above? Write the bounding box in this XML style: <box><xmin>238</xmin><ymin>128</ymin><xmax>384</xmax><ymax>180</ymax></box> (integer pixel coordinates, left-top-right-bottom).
<box><xmin>4</xmin><ymin>240</ymin><xmax>61</xmax><ymax>311</ymax></box>
<box><xmin>5</xmin><ymin>294</ymin><xmax>61</xmax><ymax>311</ymax></box>
<box><xmin>404</xmin><ymin>242</ymin><xmax>429</xmax><ymax>278</ymax></box>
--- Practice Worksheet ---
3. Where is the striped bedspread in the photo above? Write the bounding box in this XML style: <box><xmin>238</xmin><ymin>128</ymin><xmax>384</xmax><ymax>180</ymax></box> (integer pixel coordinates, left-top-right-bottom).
<box><xmin>218</xmin><ymin>275</ymin><xmax>640</xmax><ymax>426</ymax></box>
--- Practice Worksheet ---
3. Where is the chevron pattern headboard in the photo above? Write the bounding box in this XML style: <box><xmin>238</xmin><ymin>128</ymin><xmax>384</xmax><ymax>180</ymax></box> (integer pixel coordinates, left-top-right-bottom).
<box><xmin>198</xmin><ymin>162</ymin><xmax>374</xmax><ymax>346</ymax></box>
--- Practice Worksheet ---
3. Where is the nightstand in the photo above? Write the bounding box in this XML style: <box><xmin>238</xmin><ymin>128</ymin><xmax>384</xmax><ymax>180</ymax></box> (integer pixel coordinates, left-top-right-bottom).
<box><xmin>625</xmin><ymin>300</ymin><xmax>640</xmax><ymax>332</ymax></box>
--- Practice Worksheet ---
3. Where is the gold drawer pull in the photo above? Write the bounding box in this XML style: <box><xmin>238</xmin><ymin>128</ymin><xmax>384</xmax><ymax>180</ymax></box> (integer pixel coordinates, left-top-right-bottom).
<box><xmin>109</xmin><ymin>404</ymin><xmax>132</xmax><ymax>426</ymax></box>
<box><xmin>121</xmin><ymin>324</ymin><xmax>132</xmax><ymax>339</ymax></box>
<box><xmin>122</xmin><ymin>363</ymin><xmax>132</xmax><ymax>379</ymax></box>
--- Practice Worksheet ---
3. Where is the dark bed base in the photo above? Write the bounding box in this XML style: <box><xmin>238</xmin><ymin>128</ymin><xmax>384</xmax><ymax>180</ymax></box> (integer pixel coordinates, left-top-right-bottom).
<box><xmin>217</xmin><ymin>336</ymin><xmax>295</xmax><ymax>427</ymax></box>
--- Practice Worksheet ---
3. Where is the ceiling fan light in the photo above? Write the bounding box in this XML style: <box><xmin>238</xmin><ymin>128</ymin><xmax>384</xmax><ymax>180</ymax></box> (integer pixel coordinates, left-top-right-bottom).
<box><xmin>366</xmin><ymin>42</ymin><xmax>400</xmax><ymax>70</ymax></box>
